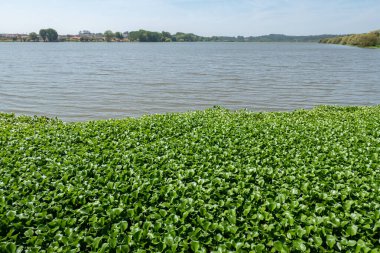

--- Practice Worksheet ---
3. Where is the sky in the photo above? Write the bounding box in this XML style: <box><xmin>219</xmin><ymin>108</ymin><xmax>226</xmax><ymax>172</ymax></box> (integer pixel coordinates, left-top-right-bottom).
<box><xmin>1</xmin><ymin>0</ymin><xmax>380</xmax><ymax>36</ymax></box>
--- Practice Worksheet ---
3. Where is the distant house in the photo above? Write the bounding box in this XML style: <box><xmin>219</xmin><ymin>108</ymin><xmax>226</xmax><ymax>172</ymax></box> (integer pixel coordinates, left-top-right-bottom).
<box><xmin>123</xmin><ymin>31</ymin><xmax>129</xmax><ymax>38</ymax></box>
<box><xmin>0</xmin><ymin>33</ymin><xmax>27</xmax><ymax>38</ymax></box>
<box><xmin>0</xmin><ymin>33</ymin><xmax>28</xmax><ymax>41</ymax></box>
<box><xmin>71</xmin><ymin>36</ymin><xmax>81</xmax><ymax>41</ymax></box>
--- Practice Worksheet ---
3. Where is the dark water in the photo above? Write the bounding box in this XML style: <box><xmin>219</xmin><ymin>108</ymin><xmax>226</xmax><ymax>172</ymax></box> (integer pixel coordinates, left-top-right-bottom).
<box><xmin>0</xmin><ymin>42</ymin><xmax>379</xmax><ymax>121</ymax></box>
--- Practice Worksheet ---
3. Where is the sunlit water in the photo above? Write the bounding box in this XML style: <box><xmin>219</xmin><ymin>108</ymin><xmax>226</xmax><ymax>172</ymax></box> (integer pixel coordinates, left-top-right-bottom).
<box><xmin>0</xmin><ymin>42</ymin><xmax>379</xmax><ymax>121</ymax></box>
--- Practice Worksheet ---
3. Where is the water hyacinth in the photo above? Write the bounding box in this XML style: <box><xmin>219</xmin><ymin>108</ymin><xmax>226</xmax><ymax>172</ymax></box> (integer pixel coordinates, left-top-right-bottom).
<box><xmin>0</xmin><ymin>106</ymin><xmax>379</xmax><ymax>252</ymax></box>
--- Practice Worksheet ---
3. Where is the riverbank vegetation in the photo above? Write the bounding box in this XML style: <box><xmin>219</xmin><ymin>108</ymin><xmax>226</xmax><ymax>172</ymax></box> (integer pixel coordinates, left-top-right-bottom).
<box><xmin>127</xmin><ymin>30</ymin><xmax>337</xmax><ymax>42</ymax></box>
<box><xmin>1</xmin><ymin>106</ymin><xmax>379</xmax><ymax>252</ymax></box>
<box><xmin>0</xmin><ymin>28</ymin><xmax>337</xmax><ymax>43</ymax></box>
<box><xmin>319</xmin><ymin>30</ymin><xmax>380</xmax><ymax>48</ymax></box>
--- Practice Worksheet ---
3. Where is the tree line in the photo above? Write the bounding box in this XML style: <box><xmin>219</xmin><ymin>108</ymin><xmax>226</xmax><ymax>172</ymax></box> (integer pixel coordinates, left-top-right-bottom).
<box><xmin>1</xmin><ymin>28</ymin><xmax>340</xmax><ymax>43</ymax></box>
<box><xmin>319</xmin><ymin>31</ymin><xmax>380</xmax><ymax>47</ymax></box>
<box><xmin>0</xmin><ymin>28</ymin><xmax>59</xmax><ymax>42</ymax></box>
<box><xmin>128</xmin><ymin>30</ymin><xmax>206</xmax><ymax>42</ymax></box>
<box><xmin>127</xmin><ymin>30</ymin><xmax>337</xmax><ymax>42</ymax></box>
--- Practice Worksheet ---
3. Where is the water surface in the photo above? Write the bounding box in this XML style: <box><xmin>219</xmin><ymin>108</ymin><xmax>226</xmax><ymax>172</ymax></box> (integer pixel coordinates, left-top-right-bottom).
<box><xmin>0</xmin><ymin>42</ymin><xmax>379</xmax><ymax>121</ymax></box>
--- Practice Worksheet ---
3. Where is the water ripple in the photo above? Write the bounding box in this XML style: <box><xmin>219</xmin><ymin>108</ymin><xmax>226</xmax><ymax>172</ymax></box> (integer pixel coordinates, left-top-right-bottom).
<box><xmin>0</xmin><ymin>42</ymin><xmax>379</xmax><ymax>121</ymax></box>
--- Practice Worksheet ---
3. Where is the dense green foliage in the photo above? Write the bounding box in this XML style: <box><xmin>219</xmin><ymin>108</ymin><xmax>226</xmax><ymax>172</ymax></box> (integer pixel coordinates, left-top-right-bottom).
<box><xmin>104</xmin><ymin>30</ymin><xmax>115</xmax><ymax>42</ymax></box>
<box><xmin>1</xmin><ymin>106</ymin><xmax>380</xmax><ymax>252</ymax></box>
<box><xmin>237</xmin><ymin>34</ymin><xmax>338</xmax><ymax>43</ymax></box>
<box><xmin>39</xmin><ymin>29</ymin><xmax>58</xmax><ymax>42</ymax></box>
<box><xmin>320</xmin><ymin>31</ymin><xmax>380</xmax><ymax>48</ymax></box>
<box><xmin>115</xmin><ymin>32</ymin><xmax>124</xmax><ymax>40</ymax></box>
<box><xmin>28</xmin><ymin>33</ymin><xmax>39</xmax><ymax>42</ymax></box>
<box><xmin>126</xmin><ymin>30</ymin><xmax>337</xmax><ymax>42</ymax></box>
<box><xmin>127</xmin><ymin>30</ymin><xmax>204</xmax><ymax>42</ymax></box>
<box><xmin>1</xmin><ymin>30</ymin><xmax>336</xmax><ymax>43</ymax></box>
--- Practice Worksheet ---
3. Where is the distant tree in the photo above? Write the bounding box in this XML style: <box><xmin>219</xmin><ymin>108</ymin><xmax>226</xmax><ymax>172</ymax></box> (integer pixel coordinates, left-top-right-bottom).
<box><xmin>174</xmin><ymin>32</ymin><xmax>199</xmax><ymax>42</ymax></box>
<box><xmin>162</xmin><ymin>31</ymin><xmax>172</xmax><ymax>42</ymax></box>
<box><xmin>127</xmin><ymin>30</ymin><xmax>164</xmax><ymax>42</ymax></box>
<box><xmin>39</xmin><ymin>28</ymin><xmax>58</xmax><ymax>42</ymax></box>
<box><xmin>138</xmin><ymin>30</ymin><xmax>148</xmax><ymax>42</ymax></box>
<box><xmin>46</xmin><ymin>28</ymin><xmax>58</xmax><ymax>42</ymax></box>
<box><xmin>115</xmin><ymin>32</ymin><xmax>124</xmax><ymax>40</ymax></box>
<box><xmin>127</xmin><ymin>31</ymin><xmax>139</xmax><ymax>41</ymax></box>
<box><xmin>104</xmin><ymin>30</ymin><xmax>114</xmax><ymax>42</ymax></box>
<box><xmin>39</xmin><ymin>29</ymin><xmax>47</xmax><ymax>42</ymax></box>
<box><xmin>237</xmin><ymin>36</ymin><xmax>245</xmax><ymax>42</ymax></box>
<box><xmin>29</xmin><ymin>32</ymin><xmax>39</xmax><ymax>42</ymax></box>
<box><xmin>146</xmin><ymin>31</ymin><xmax>162</xmax><ymax>42</ymax></box>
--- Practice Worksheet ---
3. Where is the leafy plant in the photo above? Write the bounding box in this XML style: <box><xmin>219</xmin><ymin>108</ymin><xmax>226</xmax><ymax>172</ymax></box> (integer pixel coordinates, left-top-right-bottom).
<box><xmin>0</xmin><ymin>106</ymin><xmax>379</xmax><ymax>252</ymax></box>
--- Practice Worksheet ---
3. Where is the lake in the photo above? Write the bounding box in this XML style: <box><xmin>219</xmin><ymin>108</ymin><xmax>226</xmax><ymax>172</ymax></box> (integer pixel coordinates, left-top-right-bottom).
<box><xmin>0</xmin><ymin>42</ymin><xmax>379</xmax><ymax>121</ymax></box>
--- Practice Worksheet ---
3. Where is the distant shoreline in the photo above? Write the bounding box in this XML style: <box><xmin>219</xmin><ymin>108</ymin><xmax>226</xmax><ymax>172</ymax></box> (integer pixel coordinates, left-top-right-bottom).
<box><xmin>0</xmin><ymin>30</ymin><xmax>338</xmax><ymax>43</ymax></box>
<box><xmin>0</xmin><ymin>41</ymin><xmax>323</xmax><ymax>43</ymax></box>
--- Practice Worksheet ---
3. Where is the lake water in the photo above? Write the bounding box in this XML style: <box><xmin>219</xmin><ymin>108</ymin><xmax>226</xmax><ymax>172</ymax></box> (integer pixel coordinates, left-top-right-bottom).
<box><xmin>0</xmin><ymin>42</ymin><xmax>379</xmax><ymax>121</ymax></box>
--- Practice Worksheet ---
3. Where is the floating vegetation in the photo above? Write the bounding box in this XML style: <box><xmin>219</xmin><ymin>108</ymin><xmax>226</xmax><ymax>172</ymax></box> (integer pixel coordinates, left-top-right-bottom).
<box><xmin>0</xmin><ymin>106</ymin><xmax>379</xmax><ymax>252</ymax></box>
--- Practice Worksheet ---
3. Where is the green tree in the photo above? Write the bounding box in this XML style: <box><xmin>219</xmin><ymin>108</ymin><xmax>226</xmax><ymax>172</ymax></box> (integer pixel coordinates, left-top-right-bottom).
<box><xmin>162</xmin><ymin>31</ymin><xmax>172</xmax><ymax>42</ymax></box>
<box><xmin>237</xmin><ymin>36</ymin><xmax>245</xmax><ymax>42</ymax></box>
<box><xmin>138</xmin><ymin>30</ymin><xmax>148</xmax><ymax>42</ymax></box>
<box><xmin>104</xmin><ymin>30</ymin><xmax>114</xmax><ymax>42</ymax></box>
<box><xmin>127</xmin><ymin>31</ymin><xmax>139</xmax><ymax>41</ymax></box>
<box><xmin>29</xmin><ymin>32</ymin><xmax>39</xmax><ymax>42</ymax></box>
<box><xmin>146</xmin><ymin>31</ymin><xmax>162</xmax><ymax>42</ymax></box>
<box><xmin>39</xmin><ymin>28</ymin><xmax>58</xmax><ymax>42</ymax></box>
<box><xmin>115</xmin><ymin>32</ymin><xmax>124</xmax><ymax>40</ymax></box>
<box><xmin>39</xmin><ymin>29</ymin><xmax>47</xmax><ymax>42</ymax></box>
<box><xmin>46</xmin><ymin>28</ymin><xmax>58</xmax><ymax>42</ymax></box>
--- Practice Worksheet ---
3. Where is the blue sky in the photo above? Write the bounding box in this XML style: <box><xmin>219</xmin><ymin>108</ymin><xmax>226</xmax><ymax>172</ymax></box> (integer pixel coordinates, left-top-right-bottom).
<box><xmin>1</xmin><ymin>0</ymin><xmax>379</xmax><ymax>36</ymax></box>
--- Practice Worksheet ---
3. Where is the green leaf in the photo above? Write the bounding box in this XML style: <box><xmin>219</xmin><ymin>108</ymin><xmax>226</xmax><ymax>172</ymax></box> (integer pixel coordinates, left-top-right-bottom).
<box><xmin>191</xmin><ymin>241</ymin><xmax>200</xmax><ymax>252</ymax></box>
<box><xmin>6</xmin><ymin>243</ymin><xmax>17</xmax><ymax>253</ymax></box>
<box><xmin>92</xmin><ymin>237</ymin><xmax>103</xmax><ymax>250</ymax></box>
<box><xmin>109</xmin><ymin>237</ymin><xmax>117</xmax><ymax>248</ymax></box>
<box><xmin>116</xmin><ymin>245</ymin><xmax>130</xmax><ymax>253</ymax></box>
<box><xmin>296</xmin><ymin>226</ymin><xmax>306</xmax><ymax>238</ymax></box>
<box><xmin>326</xmin><ymin>235</ymin><xmax>336</xmax><ymax>249</ymax></box>
<box><xmin>24</xmin><ymin>229</ymin><xmax>34</xmax><ymax>237</ymax></box>
<box><xmin>120</xmin><ymin>221</ymin><xmax>129</xmax><ymax>231</ymax></box>
<box><xmin>109</xmin><ymin>207</ymin><xmax>124</xmax><ymax>219</ymax></box>
<box><xmin>159</xmin><ymin>209</ymin><xmax>167</xmax><ymax>217</ymax></box>
<box><xmin>227</xmin><ymin>209</ymin><xmax>236</xmax><ymax>225</ymax></box>
<box><xmin>356</xmin><ymin>239</ymin><xmax>366</xmax><ymax>251</ymax></box>
<box><xmin>7</xmin><ymin>211</ymin><xmax>16</xmax><ymax>221</ymax></box>
<box><xmin>235</xmin><ymin>242</ymin><xmax>243</xmax><ymax>251</ymax></box>
<box><xmin>314</xmin><ymin>236</ymin><xmax>323</xmax><ymax>247</ymax></box>
<box><xmin>255</xmin><ymin>244</ymin><xmax>266</xmax><ymax>253</ymax></box>
<box><xmin>346</xmin><ymin>225</ymin><xmax>358</xmax><ymax>236</ymax></box>
<box><xmin>164</xmin><ymin>235</ymin><xmax>174</xmax><ymax>247</ymax></box>
<box><xmin>274</xmin><ymin>241</ymin><xmax>285</xmax><ymax>252</ymax></box>
<box><xmin>243</xmin><ymin>205</ymin><xmax>251</xmax><ymax>216</ymax></box>
<box><xmin>293</xmin><ymin>239</ymin><xmax>306</xmax><ymax>251</ymax></box>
